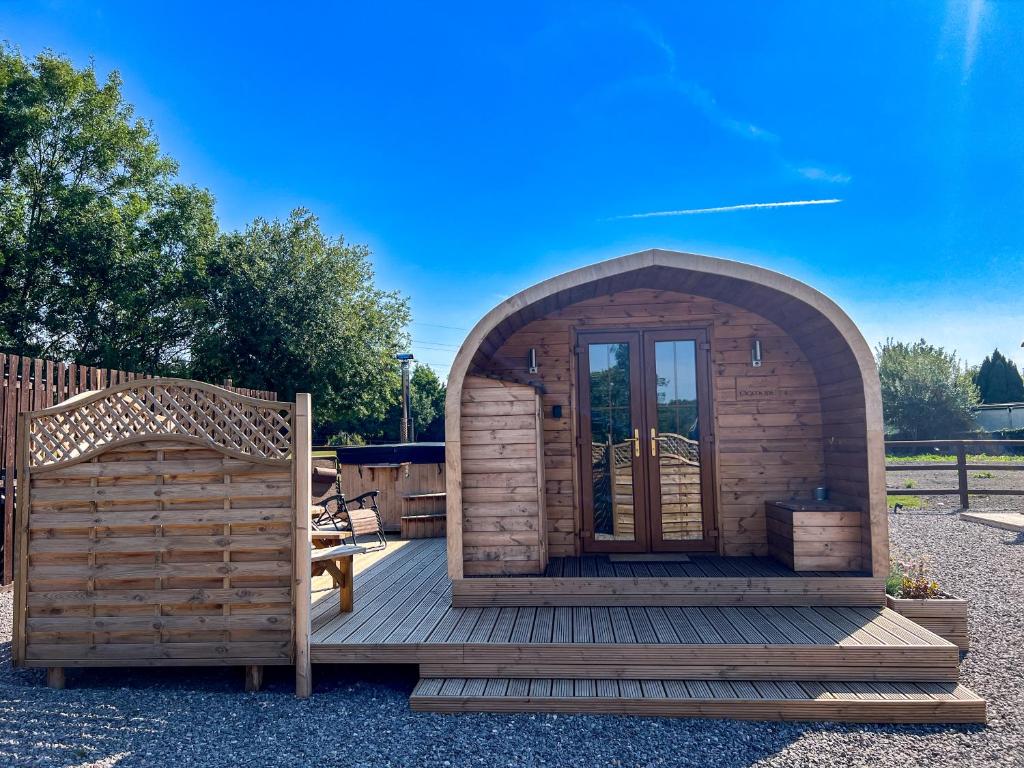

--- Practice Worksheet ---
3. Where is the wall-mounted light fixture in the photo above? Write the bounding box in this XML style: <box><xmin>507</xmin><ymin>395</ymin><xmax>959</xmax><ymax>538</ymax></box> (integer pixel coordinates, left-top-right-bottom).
<box><xmin>751</xmin><ymin>339</ymin><xmax>763</xmax><ymax>368</ymax></box>
<box><xmin>528</xmin><ymin>347</ymin><xmax>538</xmax><ymax>373</ymax></box>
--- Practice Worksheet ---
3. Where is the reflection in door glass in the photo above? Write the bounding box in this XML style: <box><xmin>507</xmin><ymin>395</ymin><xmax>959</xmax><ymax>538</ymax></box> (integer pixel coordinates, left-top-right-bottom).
<box><xmin>654</xmin><ymin>340</ymin><xmax>703</xmax><ymax>540</ymax></box>
<box><xmin>588</xmin><ymin>342</ymin><xmax>636</xmax><ymax>541</ymax></box>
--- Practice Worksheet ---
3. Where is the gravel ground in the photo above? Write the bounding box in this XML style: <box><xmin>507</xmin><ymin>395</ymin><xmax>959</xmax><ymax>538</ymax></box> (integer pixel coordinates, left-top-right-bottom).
<box><xmin>1</xmin><ymin>509</ymin><xmax>1021</xmax><ymax>768</ymax></box>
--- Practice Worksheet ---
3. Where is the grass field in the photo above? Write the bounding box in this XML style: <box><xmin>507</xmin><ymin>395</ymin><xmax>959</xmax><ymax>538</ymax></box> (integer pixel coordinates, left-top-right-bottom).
<box><xmin>885</xmin><ymin>494</ymin><xmax>923</xmax><ymax>509</ymax></box>
<box><xmin>886</xmin><ymin>453</ymin><xmax>1024</xmax><ymax>464</ymax></box>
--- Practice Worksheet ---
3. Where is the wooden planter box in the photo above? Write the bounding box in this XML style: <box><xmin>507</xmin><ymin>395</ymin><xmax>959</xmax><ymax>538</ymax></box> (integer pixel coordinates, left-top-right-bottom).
<box><xmin>766</xmin><ymin>501</ymin><xmax>863</xmax><ymax>572</ymax></box>
<box><xmin>886</xmin><ymin>594</ymin><xmax>969</xmax><ymax>651</ymax></box>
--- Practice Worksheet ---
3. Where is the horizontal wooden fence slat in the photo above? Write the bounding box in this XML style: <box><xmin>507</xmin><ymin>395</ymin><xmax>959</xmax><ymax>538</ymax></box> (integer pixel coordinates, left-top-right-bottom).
<box><xmin>28</xmin><ymin>507</ymin><xmax>293</xmax><ymax>528</ymax></box>
<box><xmin>0</xmin><ymin>352</ymin><xmax>277</xmax><ymax>584</ymax></box>
<box><xmin>28</xmin><ymin>533</ymin><xmax>292</xmax><ymax>554</ymax></box>
<box><xmin>26</xmin><ymin>587</ymin><xmax>293</xmax><ymax>607</ymax></box>
<box><xmin>885</xmin><ymin>438</ymin><xmax>1024</xmax><ymax>510</ymax></box>
<box><xmin>26</xmin><ymin>615</ymin><xmax>292</xmax><ymax>632</ymax></box>
<box><xmin>30</xmin><ymin>481</ymin><xmax>292</xmax><ymax>504</ymax></box>
<box><xmin>29</xmin><ymin>560</ymin><xmax>293</xmax><ymax>580</ymax></box>
<box><xmin>25</xmin><ymin>641</ymin><xmax>293</xmax><ymax>661</ymax></box>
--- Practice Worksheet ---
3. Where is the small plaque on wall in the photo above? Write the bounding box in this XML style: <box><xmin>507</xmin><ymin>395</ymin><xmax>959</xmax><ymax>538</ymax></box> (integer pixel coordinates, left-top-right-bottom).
<box><xmin>736</xmin><ymin>377</ymin><xmax>790</xmax><ymax>401</ymax></box>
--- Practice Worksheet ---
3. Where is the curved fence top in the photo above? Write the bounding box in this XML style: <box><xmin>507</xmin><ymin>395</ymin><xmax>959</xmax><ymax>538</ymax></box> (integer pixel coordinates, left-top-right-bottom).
<box><xmin>26</xmin><ymin>378</ymin><xmax>294</xmax><ymax>468</ymax></box>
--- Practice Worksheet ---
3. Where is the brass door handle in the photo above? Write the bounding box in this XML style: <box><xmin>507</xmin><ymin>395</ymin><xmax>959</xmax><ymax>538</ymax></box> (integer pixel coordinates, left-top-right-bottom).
<box><xmin>651</xmin><ymin>429</ymin><xmax>672</xmax><ymax>456</ymax></box>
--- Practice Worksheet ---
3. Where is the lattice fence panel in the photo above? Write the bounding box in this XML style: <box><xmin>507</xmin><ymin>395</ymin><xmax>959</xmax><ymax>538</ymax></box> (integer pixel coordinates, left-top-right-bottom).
<box><xmin>28</xmin><ymin>380</ymin><xmax>293</xmax><ymax>468</ymax></box>
<box><xmin>13</xmin><ymin>379</ymin><xmax>298</xmax><ymax>670</ymax></box>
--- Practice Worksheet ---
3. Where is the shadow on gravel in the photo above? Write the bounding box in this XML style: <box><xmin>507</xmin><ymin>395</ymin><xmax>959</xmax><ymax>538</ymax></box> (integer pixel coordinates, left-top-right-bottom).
<box><xmin>891</xmin><ymin>509</ymin><xmax>960</xmax><ymax>517</ymax></box>
<box><xmin>0</xmin><ymin>644</ymin><xmax>987</xmax><ymax>768</ymax></box>
<box><xmin>0</xmin><ymin>639</ymin><xmax>417</xmax><ymax>695</ymax></box>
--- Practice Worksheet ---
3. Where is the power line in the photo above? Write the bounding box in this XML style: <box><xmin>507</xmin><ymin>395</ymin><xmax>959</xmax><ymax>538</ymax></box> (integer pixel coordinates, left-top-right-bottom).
<box><xmin>411</xmin><ymin>339</ymin><xmax>462</xmax><ymax>349</ymax></box>
<box><xmin>411</xmin><ymin>322</ymin><xmax>469</xmax><ymax>331</ymax></box>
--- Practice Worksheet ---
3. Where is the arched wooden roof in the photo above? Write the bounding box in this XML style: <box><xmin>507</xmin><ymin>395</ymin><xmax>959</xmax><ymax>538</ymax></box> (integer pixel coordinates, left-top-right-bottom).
<box><xmin>445</xmin><ymin>249</ymin><xmax>888</xmax><ymax>578</ymax></box>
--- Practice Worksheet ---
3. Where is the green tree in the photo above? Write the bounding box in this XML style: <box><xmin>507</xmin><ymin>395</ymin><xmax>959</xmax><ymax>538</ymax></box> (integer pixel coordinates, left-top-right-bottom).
<box><xmin>972</xmin><ymin>349</ymin><xmax>1024</xmax><ymax>404</ymax></box>
<box><xmin>409</xmin><ymin>364</ymin><xmax>446</xmax><ymax>441</ymax></box>
<box><xmin>876</xmin><ymin>339</ymin><xmax>979</xmax><ymax>439</ymax></box>
<box><xmin>325</xmin><ymin>363</ymin><xmax>447</xmax><ymax>444</ymax></box>
<box><xmin>0</xmin><ymin>47</ymin><xmax>217</xmax><ymax>371</ymax></box>
<box><xmin>192</xmin><ymin>209</ymin><xmax>410</xmax><ymax>429</ymax></box>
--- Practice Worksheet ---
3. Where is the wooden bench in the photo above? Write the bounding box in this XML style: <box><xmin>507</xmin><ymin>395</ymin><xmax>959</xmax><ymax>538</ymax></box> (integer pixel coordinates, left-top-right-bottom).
<box><xmin>310</xmin><ymin>541</ymin><xmax>366</xmax><ymax>613</ymax></box>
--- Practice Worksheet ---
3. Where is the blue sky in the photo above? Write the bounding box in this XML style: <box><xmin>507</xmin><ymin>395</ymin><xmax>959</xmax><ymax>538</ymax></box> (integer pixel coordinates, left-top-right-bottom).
<box><xmin>3</xmin><ymin>1</ymin><xmax>1023</xmax><ymax>376</ymax></box>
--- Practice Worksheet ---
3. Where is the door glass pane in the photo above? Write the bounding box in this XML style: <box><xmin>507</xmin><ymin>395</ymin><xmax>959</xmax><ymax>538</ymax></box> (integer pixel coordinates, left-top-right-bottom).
<box><xmin>654</xmin><ymin>340</ymin><xmax>703</xmax><ymax>541</ymax></box>
<box><xmin>588</xmin><ymin>342</ymin><xmax>636</xmax><ymax>541</ymax></box>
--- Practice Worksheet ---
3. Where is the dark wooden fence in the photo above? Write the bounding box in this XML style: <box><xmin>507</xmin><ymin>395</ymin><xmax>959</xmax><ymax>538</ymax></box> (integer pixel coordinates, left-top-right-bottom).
<box><xmin>0</xmin><ymin>353</ymin><xmax>276</xmax><ymax>583</ymax></box>
<box><xmin>885</xmin><ymin>439</ymin><xmax>1024</xmax><ymax>510</ymax></box>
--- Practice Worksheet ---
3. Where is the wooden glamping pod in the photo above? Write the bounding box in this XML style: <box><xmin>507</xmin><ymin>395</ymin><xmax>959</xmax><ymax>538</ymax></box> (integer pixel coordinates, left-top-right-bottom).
<box><xmin>374</xmin><ymin>249</ymin><xmax>985</xmax><ymax>720</ymax></box>
<box><xmin>445</xmin><ymin>249</ymin><xmax>891</xmax><ymax>591</ymax></box>
<box><xmin>11</xmin><ymin>379</ymin><xmax>312</xmax><ymax>695</ymax></box>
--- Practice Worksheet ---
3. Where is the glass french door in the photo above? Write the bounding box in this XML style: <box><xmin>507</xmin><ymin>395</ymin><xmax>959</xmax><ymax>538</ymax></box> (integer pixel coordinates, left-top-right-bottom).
<box><xmin>579</xmin><ymin>329</ymin><xmax>716</xmax><ymax>553</ymax></box>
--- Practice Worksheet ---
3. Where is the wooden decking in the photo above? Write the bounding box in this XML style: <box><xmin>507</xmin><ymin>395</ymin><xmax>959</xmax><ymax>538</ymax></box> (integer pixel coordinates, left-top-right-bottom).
<box><xmin>311</xmin><ymin>539</ymin><xmax>955</xmax><ymax>680</ymax></box>
<box><xmin>311</xmin><ymin>539</ymin><xmax>984</xmax><ymax>722</ymax></box>
<box><xmin>454</xmin><ymin>551</ymin><xmax>883</xmax><ymax>608</ymax></box>
<box><xmin>542</xmin><ymin>554</ymin><xmax>869</xmax><ymax>578</ymax></box>
<box><xmin>411</xmin><ymin>678</ymin><xmax>985</xmax><ymax>723</ymax></box>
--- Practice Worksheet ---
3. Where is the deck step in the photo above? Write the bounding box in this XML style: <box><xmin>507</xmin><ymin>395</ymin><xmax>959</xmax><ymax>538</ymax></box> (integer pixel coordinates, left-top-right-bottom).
<box><xmin>410</xmin><ymin>678</ymin><xmax>986</xmax><ymax>723</ymax></box>
<box><xmin>416</xmin><ymin>607</ymin><xmax>963</xmax><ymax>683</ymax></box>
<box><xmin>452</xmin><ymin>575</ymin><xmax>886</xmax><ymax>607</ymax></box>
<box><xmin>400</xmin><ymin>512</ymin><xmax>447</xmax><ymax>539</ymax></box>
<box><xmin>418</xmin><ymin>639</ymin><xmax>961</xmax><ymax>682</ymax></box>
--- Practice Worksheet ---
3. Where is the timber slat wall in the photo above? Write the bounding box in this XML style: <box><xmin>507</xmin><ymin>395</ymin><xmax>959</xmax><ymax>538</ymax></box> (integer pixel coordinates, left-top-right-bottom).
<box><xmin>336</xmin><ymin>462</ymin><xmax>445</xmax><ymax>532</ymax></box>
<box><xmin>480</xmin><ymin>289</ymin><xmax>827</xmax><ymax>560</ymax></box>
<box><xmin>0</xmin><ymin>353</ymin><xmax>275</xmax><ymax>583</ymax></box>
<box><xmin>459</xmin><ymin>376</ymin><xmax>547</xmax><ymax>575</ymax></box>
<box><xmin>12</xmin><ymin>379</ymin><xmax>296</xmax><ymax>671</ymax></box>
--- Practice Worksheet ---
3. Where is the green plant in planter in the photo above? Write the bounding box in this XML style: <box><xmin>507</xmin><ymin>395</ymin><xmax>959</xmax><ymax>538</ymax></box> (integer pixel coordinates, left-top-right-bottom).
<box><xmin>886</xmin><ymin>556</ymin><xmax>942</xmax><ymax>599</ymax></box>
<box><xmin>885</xmin><ymin>559</ymin><xmax>905</xmax><ymax>596</ymax></box>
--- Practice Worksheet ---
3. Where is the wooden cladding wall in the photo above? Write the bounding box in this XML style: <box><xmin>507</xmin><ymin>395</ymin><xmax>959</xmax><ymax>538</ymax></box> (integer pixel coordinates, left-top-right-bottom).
<box><xmin>337</xmin><ymin>462</ymin><xmax>445</xmax><ymax>532</ymax></box>
<box><xmin>478</xmin><ymin>289</ymin><xmax>828</xmax><ymax>559</ymax></box>
<box><xmin>815</xmin><ymin>353</ymin><xmax>872</xmax><ymax>569</ymax></box>
<box><xmin>13</xmin><ymin>381</ymin><xmax>296</xmax><ymax>670</ymax></box>
<box><xmin>459</xmin><ymin>376</ymin><xmax>547</xmax><ymax>575</ymax></box>
<box><xmin>0</xmin><ymin>353</ymin><xmax>276</xmax><ymax>584</ymax></box>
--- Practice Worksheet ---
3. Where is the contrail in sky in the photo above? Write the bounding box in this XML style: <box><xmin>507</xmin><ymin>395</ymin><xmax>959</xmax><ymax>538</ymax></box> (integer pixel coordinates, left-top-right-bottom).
<box><xmin>615</xmin><ymin>198</ymin><xmax>842</xmax><ymax>219</ymax></box>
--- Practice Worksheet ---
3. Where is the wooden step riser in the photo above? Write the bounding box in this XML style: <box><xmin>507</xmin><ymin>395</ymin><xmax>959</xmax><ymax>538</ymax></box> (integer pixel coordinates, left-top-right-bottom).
<box><xmin>313</xmin><ymin>644</ymin><xmax>960</xmax><ymax>666</ymax></box>
<box><xmin>452</xmin><ymin>578</ymin><xmax>886</xmax><ymax>608</ymax></box>
<box><xmin>315</xmin><ymin>642</ymin><xmax>961</xmax><ymax>681</ymax></box>
<box><xmin>411</xmin><ymin>695</ymin><xmax>986</xmax><ymax>723</ymax></box>
<box><xmin>419</xmin><ymin>664</ymin><xmax>959</xmax><ymax>682</ymax></box>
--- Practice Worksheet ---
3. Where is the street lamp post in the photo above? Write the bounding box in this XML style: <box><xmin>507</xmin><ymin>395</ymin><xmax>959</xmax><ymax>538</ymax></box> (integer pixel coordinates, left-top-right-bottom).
<box><xmin>396</xmin><ymin>353</ymin><xmax>414</xmax><ymax>442</ymax></box>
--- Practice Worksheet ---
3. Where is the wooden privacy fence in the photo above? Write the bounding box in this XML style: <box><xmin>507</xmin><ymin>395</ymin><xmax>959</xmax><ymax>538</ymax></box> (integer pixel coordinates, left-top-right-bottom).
<box><xmin>0</xmin><ymin>352</ymin><xmax>276</xmax><ymax>583</ymax></box>
<box><xmin>885</xmin><ymin>439</ymin><xmax>1024</xmax><ymax>509</ymax></box>
<box><xmin>11</xmin><ymin>379</ymin><xmax>309</xmax><ymax>693</ymax></box>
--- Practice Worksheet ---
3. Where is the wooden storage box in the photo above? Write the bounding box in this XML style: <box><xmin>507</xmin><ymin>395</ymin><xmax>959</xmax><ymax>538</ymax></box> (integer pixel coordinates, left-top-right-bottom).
<box><xmin>766</xmin><ymin>501</ymin><xmax>862</xmax><ymax>572</ymax></box>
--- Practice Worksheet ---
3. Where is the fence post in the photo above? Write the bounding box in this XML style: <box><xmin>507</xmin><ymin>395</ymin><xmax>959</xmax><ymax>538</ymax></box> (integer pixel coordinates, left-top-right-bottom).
<box><xmin>294</xmin><ymin>393</ymin><xmax>312</xmax><ymax>698</ymax></box>
<box><xmin>956</xmin><ymin>443</ymin><xmax>969</xmax><ymax>510</ymax></box>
